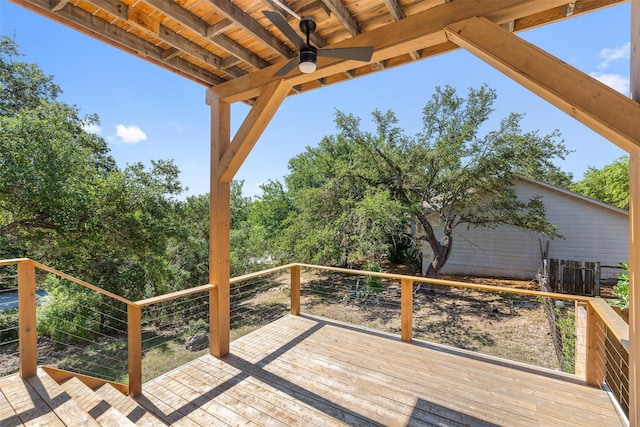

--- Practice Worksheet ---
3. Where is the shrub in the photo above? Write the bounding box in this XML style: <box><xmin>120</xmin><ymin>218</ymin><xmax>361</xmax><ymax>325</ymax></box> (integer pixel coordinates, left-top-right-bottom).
<box><xmin>610</xmin><ymin>262</ymin><xmax>629</xmax><ymax>309</ymax></box>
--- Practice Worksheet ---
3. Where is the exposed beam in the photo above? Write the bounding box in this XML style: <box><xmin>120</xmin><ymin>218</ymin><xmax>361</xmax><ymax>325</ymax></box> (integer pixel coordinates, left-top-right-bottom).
<box><xmin>209</xmin><ymin>0</ymin><xmax>571</xmax><ymax>103</ymax></box>
<box><xmin>262</xmin><ymin>1</ymin><xmax>326</xmax><ymax>48</ymax></box>
<box><xmin>320</xmin><ymin>0</ymin><xmax>360</xmax><ymax>36</ymax></box>
<box><xmin>87</xmin><ymin>0</ymin><xmax>247</xmax><ymax>75</ymax></box>
<box><xmin>443</xmin><ymin>16</ymin><xmax>640</xmax><ymax>152</ymax></box>
<box><xmin>209</xmin><ymin>97</ymin><xmax>231</xmax><ymax>357</ymax></box>
<box><xmin>216</xmin><ymin>79</ymin><xmax>292</xmax><ymax>182</ymax></box>
<box><xmin>205</xmin><ymin>0</ymin><xmax>294</xmax><ymax>59</ymax></box>
<box><xmin>142</xmin><ymin>0</ymin><xmax>268</xmax><ymax>69</ymax></box>
<box><xmin>206</xmin><ymin>18</ymin><xmax>234</xmax><ymax>38</ymax></box>
<box><xmin>383</xmin><ymin>0</ymin><xmax>420</xmax><ymax>60</ymax></box>
<box><xmin>14</xmin><ymin>0</ymin><xmax>224</xmax><ymax>86</ymax></box>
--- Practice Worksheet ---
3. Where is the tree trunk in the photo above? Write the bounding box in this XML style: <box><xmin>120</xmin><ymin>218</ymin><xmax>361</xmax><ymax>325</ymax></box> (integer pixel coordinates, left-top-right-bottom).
<box><xmin>414</xmin><ymin>212</ymin><xmax>452</xmax><ymax>278</ymax></box>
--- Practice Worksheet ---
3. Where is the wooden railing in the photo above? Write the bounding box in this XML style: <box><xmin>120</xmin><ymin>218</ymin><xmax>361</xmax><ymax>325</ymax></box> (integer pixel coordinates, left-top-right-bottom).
<box><xmin>0</xmin><ymin>258</ymin><xmax>215</xmax><ymax>396</ymax></box>
<box><xmin>0</xmin><ymin>258</ymin><xmax>631</xmax><ymax>416</ymax></box>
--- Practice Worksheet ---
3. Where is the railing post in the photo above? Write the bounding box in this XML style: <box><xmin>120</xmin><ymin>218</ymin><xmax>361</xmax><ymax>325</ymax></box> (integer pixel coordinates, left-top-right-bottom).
<box><xmin>401</xmin><ymin>279</ymin><xmax>413</xmax><ymax>342</ymax></box>
<box><xmin>585</xmin><ymin>300</ymin><xmax>604</xmax><ymax>386</ymax></box>
<box><xmin>17</xmin><ymin>260</ymin><xmax>37</xmax><ymax>378</ymax></box>
<box><xmin>575</xmin><ymin>301</ymin><xmax>588</xmax><ymax>379</ymax></box>
<box><xmin>127</xmin><ymin>304</ymin><xmax>142</xmax><ymax>396</ymax></box>
<box><xmin>291</xmin><ymin>265</ymin><xmax>300</xmax><ymax>316</ymax></box>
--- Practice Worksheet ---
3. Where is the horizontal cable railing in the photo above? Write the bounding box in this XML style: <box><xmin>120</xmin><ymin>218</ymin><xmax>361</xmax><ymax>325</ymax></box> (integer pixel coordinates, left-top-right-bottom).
<box><xmin>0</xmin><ymin>258</ymin><xmax>630</xmax><ymax>416</ymax></box>
<box><xmin>137</xmin><ymin>289</ymin><xmax>212</xmax><ymax>383</ymax></box>
<box><xmin>229</xmin><ymin>264</ymin><xmax>293</xmax><ymax>340</ymax></box>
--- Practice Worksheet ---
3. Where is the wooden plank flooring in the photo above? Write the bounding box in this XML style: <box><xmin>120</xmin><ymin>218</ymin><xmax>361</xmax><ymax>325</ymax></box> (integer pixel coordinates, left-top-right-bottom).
<box><xmin>138</xmin><ymin>314</ymin><xmax>624</xmax><ymax>426</ymax></box>
<box><xmin>0</xmin><ymin>314</ymin><xmax>626</xmax><ymax>426</ymax></box>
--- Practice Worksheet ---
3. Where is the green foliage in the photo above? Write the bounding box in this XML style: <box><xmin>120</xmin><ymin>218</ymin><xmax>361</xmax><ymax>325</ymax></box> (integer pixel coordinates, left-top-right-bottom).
<box><xmin>570</xmin><ymin>156</ymin><xmax>629</xmax><ymax>210</ymax></box>
<box><xmin>36</xmin><ymin>276</ymin><xmax>103</xmax><ymax>344</ymax></box>
<box><xmin>0</xmin><ymin>309</ymin><xmax>18</xmax><ymax>342</ymax></box>
<box><xmin>555</xmin><ymin>307</ymin><xmax>576</xmax><ymax>374</ymax></box>
<box><xmin>281</xmin><ymin>85</ymin><xmax>568</xmax><ymax>276</ymax></box>
<box><xmin>610</xmin><ymin>262</ymin><xmax>629</xmax><ymax>309</ymax></box>
<box><xmin>363</xmin><ymin>261</ymin><xmax>382</xmax><ymax>294</ymax></box>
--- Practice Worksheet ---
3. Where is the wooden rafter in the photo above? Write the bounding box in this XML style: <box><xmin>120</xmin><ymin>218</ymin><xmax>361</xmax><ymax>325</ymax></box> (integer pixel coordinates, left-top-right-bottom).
<box><xmin>142</xmin><ymin>0</ymin><xmax>267</xmax><ymax>70</ymax></box>
<box><xmin>205</xmin><ymin>0</ymin><xmax>294</xmax><ymax>59</ymax></box>
<box><xmin>443</xmin><ymin>16</ymin><xmax>640</xmax><ymax>152</ymax></box>
<box><xmin>15</xmin><ymin>0</ymin><xmax>225</xmax><ymax>86</ymax></box>
<box><xmin>320</xmin><ymin>0</ymin><xmax>360</xmax><ymax>36</ymax></box>
<box><xmin>210</xmin><ymin>0</ymin><xmax>572</xmax><ymax>103</ymax></box>
<box><xmin>383</xmin><ymin>0</ymin><xmax>420</xmax><ymax>60</ymax></box>
<box><xmin>215</xmin><ymin>79</ymin><xmax>293</xmax><ymax>182</ymax></box>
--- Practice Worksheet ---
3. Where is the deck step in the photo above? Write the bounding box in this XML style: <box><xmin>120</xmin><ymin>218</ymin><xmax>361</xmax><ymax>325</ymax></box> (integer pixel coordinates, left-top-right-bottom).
<box><xmin>59</xmin><ymin>375</ymin><xmax>139</xmax><ymax>427</ymax></box>
<box><xmin>94</xmin><ymin>382</ymin><xmax>167</xmax><ymax>426</ymax></box>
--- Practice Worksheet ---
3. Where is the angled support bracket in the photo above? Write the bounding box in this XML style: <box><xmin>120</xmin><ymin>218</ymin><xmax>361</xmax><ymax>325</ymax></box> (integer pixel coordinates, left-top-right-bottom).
<box><xmin>444</xmin><ymin>17</ymin><xmax>640</xmax><ymax>153</ymax></box>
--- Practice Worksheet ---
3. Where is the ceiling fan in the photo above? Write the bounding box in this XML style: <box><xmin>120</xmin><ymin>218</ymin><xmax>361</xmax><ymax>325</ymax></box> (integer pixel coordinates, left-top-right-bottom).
<box><xmin>263</xmin><ymin>10</ymin><xmax>374</xmax><ymax>76</ymax></box>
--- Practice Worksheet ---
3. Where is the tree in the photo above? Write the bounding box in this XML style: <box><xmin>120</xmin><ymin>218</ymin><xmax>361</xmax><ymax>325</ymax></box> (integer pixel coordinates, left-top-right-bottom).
<box><xmin>324</xmin><ymin>85</ymin><xmax>567</xmax><ymax>277</ymax></box>
<box><xmin>283</xmin><ymin>134</ymin><xmax>410</xmax><ymax>267</ymax></box>
<box><xmin>570</xmin><ymin>156</ymin><xmax>629</xmax><ymax>210</ymax></box>
<box><xmin>0</xmin><ymin>36</ymin><xmax>185</xmax><ymax>299</ymax></box>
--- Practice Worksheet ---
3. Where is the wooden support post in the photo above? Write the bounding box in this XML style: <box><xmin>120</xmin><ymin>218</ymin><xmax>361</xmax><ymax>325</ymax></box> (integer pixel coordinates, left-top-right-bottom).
<box><xmin>574</xmin><ymin>301</ymin><xmax>587</xmax><ymax>379</ymax></box>
<box><xmin>631</xmin><ymin>150</ymin><xmax>640</xmax><ymax>425</ymax></box>
<box><xmin>585</xmin><ymin>300</ymin><xmax>604</xmax><ymax>387</ymax></box>
<box><xmin>17</xmin><ymin>260</ymin><xmax>37</xmax><ymax>378</ymax></box>
<box><xmin>290</xmin><ymin>265</ymin><xmax>301</xmax><ymax>315</ymax></box>
<box><xmin>630</xmin><ymin>5</ymin><xmax>639</xmax><ymax>423</ymax></box>
<box><xmin>210</xmin><ymin>96</ymin><xmax>231</xmax><ymax>357</ymax></box>
<box><xmin>401</xmin><ymin>279</ymin><xmax>413</xmax><ymax>342</ymax></box>
<box><xmin>127</xmin><ymin>304</ymin><xmax>142</xmax><ymax>396</ymax></box>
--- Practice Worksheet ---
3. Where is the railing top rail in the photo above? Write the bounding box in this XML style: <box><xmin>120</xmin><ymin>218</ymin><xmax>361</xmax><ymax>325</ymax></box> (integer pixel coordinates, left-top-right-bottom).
<box><xmin>294</xmin><ymin>263</ymin><xmax>592</xmax><ymax>303</ymax></box>
<box><xmin>31</xmin><ymin>261</ymin><xmax>134</xmax><ymax>306</ymax></box>
<box><xmin>589</xmin><ymin>297</ymin><xmax>630</xmax><ymax>351</ymax></box>
<box><xmin>230</xmin><ymin>263</ymin><xmax>297</xmax><ymax>284</ymax></box>
<box><xmin>0</xmin><ymin>258</ymin><xmax>31</xmax><ymax>267</ymax></box>
<box><xmin>135</xmin><ymin>283</ymin><xmax>216</xmax><ymax>307</ymax></box>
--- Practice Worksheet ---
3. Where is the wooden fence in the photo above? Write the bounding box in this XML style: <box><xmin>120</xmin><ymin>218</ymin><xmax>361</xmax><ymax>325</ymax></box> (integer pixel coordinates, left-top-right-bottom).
<box><xmin>548</xmin><ymin>259</ymin><xmax>600</xmax><ymax>296</ymax></box>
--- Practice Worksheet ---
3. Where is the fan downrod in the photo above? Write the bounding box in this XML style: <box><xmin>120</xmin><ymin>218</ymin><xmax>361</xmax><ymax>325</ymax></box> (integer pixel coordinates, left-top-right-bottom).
<box><xmin>299</xmin><ymin>18</ymin><xmax>316</xmax><ymax>37</ymax></box>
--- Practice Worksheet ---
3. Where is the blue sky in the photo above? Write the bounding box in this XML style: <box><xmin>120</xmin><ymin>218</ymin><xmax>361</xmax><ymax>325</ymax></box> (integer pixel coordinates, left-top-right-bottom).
<box><xmin>0</xmin><ymin>1</ymin><xmax>632</xmax><ymax>197</ymax></box>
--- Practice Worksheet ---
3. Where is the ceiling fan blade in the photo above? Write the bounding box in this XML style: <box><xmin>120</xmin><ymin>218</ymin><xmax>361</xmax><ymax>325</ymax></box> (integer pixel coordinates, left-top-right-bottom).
<box><xmin>274</xmin><ymin>57</ymin><xmax>300</xmax><ymax>76</ymax></box>
<box><xmin>317</xmin><ymin>46</ymin><xmax>374</xmax><ymax>62</ymax></box>
<box><xmin>263</xmin><ymin>11</ymin><xmax>306</xmax><ymax>51</ymax></box>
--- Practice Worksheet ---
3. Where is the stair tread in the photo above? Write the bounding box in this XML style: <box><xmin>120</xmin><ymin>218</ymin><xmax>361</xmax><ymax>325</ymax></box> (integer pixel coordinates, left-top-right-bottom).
<box><xmin>24</xmin><ymin>368</ymin><xmax>99</xmax><ymax>426</ymax></box>
<box><xmin>60</xmin><ymin>376</ymin><xmax>136</xmax><ymax>427</ymax></box>
<box><xmin>95</xmin><ymin>383</ymin><xmax>167</xmax><ymax>426</ymax></box>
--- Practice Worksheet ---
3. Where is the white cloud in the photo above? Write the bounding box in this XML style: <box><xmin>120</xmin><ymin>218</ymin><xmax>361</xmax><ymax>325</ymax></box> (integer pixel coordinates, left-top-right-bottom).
<box><xmin>115</xmin><ymin>124</ymin><xmax>147</xmax><ymax>144</ymax></box>
<box><xmin>82</xmin><ymin>122</ymin><xmax>102</xmax><ymax>135</ymax></box>
<box><xmin>597</xmin><ymin>42</ymin><xmax>630</xmax><ymax>70</ymax></box>
<box><xmin>589</xmin><ymin>72</ymin><xmax>630</xmax><ymax>95</ymax></box>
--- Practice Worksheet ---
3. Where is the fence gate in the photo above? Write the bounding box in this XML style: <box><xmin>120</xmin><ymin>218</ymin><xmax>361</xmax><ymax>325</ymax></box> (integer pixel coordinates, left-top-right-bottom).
<box><xmin>547</xmin><ymin>259</ymin><xmax>600</xmax><ymax>296</ymax></box>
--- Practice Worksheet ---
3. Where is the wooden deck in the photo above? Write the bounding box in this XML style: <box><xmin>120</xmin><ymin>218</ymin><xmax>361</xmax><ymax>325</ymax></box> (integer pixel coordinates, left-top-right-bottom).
<box><xmin>139</xmin><ymin>314</ymin><xmax>624</xmax><ymax>426</ymax></box>
<box><xmin>0</xmin><ymin>314</ymin><xmax>626</xmax><ymax>426</ymax></box>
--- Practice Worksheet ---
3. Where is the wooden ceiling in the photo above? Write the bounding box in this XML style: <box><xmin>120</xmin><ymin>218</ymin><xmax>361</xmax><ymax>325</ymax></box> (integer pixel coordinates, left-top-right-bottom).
<box><xmin>10</xmin><ymin>0</ymin><xmax>627</xmax><ymax>103</ymax></box>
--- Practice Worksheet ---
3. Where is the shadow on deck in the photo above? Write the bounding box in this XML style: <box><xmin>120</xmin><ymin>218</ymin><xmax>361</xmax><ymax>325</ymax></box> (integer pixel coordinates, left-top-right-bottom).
<box><xmin>137</xmin><ymin>314</ymin><xmax>624</xmax><ymax>426</ymax></box>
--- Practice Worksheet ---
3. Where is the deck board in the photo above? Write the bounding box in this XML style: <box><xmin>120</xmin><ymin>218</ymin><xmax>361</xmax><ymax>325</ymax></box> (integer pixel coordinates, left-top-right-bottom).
<box><xmin>0</xmin><ymin>314</ymin><xmax>626</xmax><ymax>426</ymax></box>
<box><xmin>138</xmin><ymin>314</ymin><xmax>624</xmax><ymax>427</ymax></box>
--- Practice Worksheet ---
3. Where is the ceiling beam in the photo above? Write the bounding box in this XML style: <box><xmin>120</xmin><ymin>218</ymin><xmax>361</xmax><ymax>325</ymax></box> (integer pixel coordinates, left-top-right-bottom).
<box><xmin>320</xmin><ymin>0</ymin><xmax>360</xmax><ymax>36</ymax></box>
<box><xmin>382</xmin><ymin>0</ymin><xmax>420</xmax><ymax>60</ymax></box>
<box><xmin>13</xmin><ymin>0</ymin><xmax>225</xmax><ymax>86</ymax></box>
<box><xmin>215</xmin><ymin>79</ymin><xmax>293</xmax><ymax>182</ymax></box>
<box><xmin>204</xmin><ymin>0</ymin><xmax>294</xmax><ymax>59</ymax></box>
<box><xmin>86</xmin><ymin>0</ymin><xmax>249</xmax><ymax>75</ymax></box>
<box><xmin>444</xmin><ymin>16</ymin><xmax>640</xmax><ymax>153</ymax></box>
<box><xmin>209</xmin><ymin>0</ymin><xmax>571</xmax><ymax>103</ymax></box>
<box><xmin>142</xmin><ymin>0</ymin><xmax>268</xmax><ymax>69</ymax></box>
